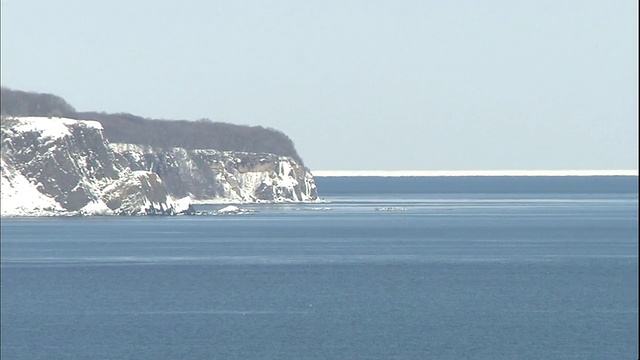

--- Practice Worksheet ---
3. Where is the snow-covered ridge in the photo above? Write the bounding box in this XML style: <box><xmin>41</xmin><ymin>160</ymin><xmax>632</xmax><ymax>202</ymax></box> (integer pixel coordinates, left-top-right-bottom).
<box><xmin>9</xmin><ymin>116</ymin><xmax>102</xmax><ymax>140</ymax></box>
<box><xmin>1</xmin><ymin>116</ymin><xmax>318</xmax><ymax>216</ymax></box>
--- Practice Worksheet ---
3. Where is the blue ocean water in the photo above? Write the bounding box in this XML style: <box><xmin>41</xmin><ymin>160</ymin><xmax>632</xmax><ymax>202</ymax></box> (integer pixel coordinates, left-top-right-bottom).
<box><xmin>1</xmin><ymin>176</ymin><xmax>638</xmax><ymax>360</ymax></box>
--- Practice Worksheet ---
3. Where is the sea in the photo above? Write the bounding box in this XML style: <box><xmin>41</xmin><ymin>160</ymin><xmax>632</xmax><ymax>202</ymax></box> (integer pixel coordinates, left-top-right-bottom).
<box><xmin>1</xmin><ymin>176</ymin><xmax>638</xmax><ymax>360</ymax></box>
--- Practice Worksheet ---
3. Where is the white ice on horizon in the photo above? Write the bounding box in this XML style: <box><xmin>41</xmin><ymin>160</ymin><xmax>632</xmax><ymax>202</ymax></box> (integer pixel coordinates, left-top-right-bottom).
<box><xmin>312</xmin><ymin>170</ymin><xmax>639</xmax><ymax>177</ymax></box>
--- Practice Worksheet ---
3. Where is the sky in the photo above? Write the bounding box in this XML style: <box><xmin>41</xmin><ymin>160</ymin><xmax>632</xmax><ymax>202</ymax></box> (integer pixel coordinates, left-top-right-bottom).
<box><xmin>1</xmin><ymin>0</ymin><xmax>638</xmax><ymax>171</ymax></box>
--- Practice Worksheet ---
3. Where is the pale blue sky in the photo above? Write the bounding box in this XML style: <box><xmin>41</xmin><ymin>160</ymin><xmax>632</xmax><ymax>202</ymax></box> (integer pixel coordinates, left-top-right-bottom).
<box><xmin>1</xmin><ymin>0</ymin><xmax>637</xmax><ymax>171</ymax></box>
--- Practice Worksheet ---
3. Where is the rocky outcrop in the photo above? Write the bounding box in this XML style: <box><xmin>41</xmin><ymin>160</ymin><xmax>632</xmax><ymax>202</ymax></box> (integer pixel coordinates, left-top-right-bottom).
<box><xmin>1</xmin><ymin>116</ymin><xmax>318</xmax><ymax>216</ymax></box>
<box><xmin>101</xmin><ymin>170</ymin><xmax>193</xmax><ymax>215</ymax></box>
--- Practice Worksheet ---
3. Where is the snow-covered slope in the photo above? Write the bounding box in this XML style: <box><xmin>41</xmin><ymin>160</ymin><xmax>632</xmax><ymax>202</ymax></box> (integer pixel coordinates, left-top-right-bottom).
<box><xmin>1</xmin><ymin>157</ymin><xmax>63</xmax><ymax>216</ymax></box>
<box><xmin>1</xmin><ymin>116</ymin><xmax>318</xmax><ymax>216</ymax></box>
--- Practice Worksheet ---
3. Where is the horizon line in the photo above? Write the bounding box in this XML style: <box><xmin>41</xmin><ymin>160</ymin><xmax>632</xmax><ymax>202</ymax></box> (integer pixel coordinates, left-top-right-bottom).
<box><xmin>312</xmin><ymin>170</ymin><xmax>639</xmax><ymax>177</ymax></box>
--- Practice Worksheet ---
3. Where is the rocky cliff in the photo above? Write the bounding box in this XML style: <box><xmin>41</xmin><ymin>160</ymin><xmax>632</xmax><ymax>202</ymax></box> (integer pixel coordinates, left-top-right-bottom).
<box><xmin>112</xmin><ymin>144</ymin><xmax>317</xmax><ymax>203</ymax></box>
<box><xmin>1</xmin><ymin>117</ymin><xmax>318</xmax><ymax>216</ymax></box>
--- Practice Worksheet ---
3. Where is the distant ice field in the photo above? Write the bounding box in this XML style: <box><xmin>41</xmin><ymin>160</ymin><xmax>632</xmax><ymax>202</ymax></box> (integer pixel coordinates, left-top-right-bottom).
<box><xmin>313</xmin><ymin>175</ymin><xmax>638</xmax><ymax>196</ymax></box>
<box><xmin>313</xmin><ymin>169</ymin><xmax>638</xmax><ymax>176</ymax></box>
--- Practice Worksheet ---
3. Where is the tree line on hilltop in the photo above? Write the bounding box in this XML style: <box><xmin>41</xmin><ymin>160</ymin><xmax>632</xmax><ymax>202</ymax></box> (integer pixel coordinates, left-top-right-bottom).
<box><xmin>0</xmin><ymin>87</ymin><xmax>303</xmax><ymax>164</ymax></box>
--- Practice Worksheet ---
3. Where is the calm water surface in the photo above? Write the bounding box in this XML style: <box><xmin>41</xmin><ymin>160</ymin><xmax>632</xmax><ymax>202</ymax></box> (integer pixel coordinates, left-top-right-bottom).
<box><xmin>1</xmin><ymin>177</ymin><xmax>638</xmax><ymax>359</ymax></box>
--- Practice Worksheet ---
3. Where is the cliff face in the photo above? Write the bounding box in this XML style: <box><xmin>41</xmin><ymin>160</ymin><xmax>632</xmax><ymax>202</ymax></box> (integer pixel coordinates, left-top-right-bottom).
<box><xmin>1</xmin><ymin>117</ymin><xmax>318</xmax><ymax>216</ymax></box>
<box><xmin>112</xmin><ymin>144</ymin><xmax>317</xmax><ymax>203</ymax></box>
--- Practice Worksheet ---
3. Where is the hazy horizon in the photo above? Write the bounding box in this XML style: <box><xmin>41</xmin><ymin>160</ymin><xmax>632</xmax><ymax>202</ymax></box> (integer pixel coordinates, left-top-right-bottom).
<box><xmin>312</xmin><ymin>169</ymin><xmax>639</xmax><ymax>176</ymax></box>
<box><xmin>1</xmin><ymin>0</ymin><xmax>637</xmax><ymax>171</ymax></box>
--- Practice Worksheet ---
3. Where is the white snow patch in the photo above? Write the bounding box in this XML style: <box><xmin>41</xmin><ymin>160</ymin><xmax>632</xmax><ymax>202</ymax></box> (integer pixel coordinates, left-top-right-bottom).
<box><xmin>8</xmin><ymin>117</ymin><xmax>103</xmax><ymax>140</ymax></box>
<box><xmin>1</xmin><ymin>158</ymin><xmax>63</xmax><ymax>216</ymax></box>
<box><xmin>217</xmin><ymin>205</ymin><xmax>240</xmax><ymax>214</ymax></box>
<box><xmin>235</xmin><ymin>171</ymin><xmax>270</xmax><ymax>195</ymax></box>
<box><xmin>276</xmin><ymin>159</ymin><xmax>299</xmax><ymax>188</ymax></box>
<box><xmin>79</xmin><ymin>199</ymin><xmax>113</xmax><ymax>216</ymax></box>
<box><xmin>216</xmin><ymin>205</ymin><xmax>256</xmax><ymax>215</ymax></box>
<box><xmin>171</xmin><ymin>196</ymin><xmax>192</xmax><ymax>213</ymax></box>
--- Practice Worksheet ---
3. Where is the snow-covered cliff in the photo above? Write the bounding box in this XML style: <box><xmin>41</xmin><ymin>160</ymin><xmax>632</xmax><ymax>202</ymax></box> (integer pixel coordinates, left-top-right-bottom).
<box><xmin>112</xmin><ymin>144</ymin><xmax>317</xmax><ymax>203</ymax></box>
<box><xmin>1</xmin><ymin>117</ymin><xmax>318</xmax><ymax>216</ymax></box>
